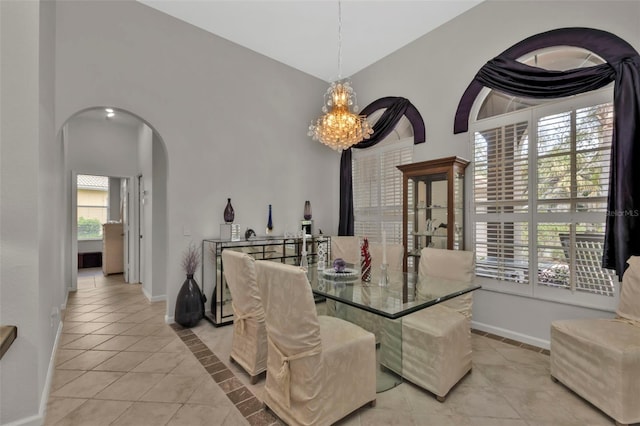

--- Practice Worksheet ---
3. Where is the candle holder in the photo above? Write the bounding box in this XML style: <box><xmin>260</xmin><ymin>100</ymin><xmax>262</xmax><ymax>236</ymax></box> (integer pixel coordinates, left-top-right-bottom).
<box><xmin>300</xmin><ymin>250</ymin><xmax>309</xmax><ymax>272</ymax></box>
<box><xmin>378</xmin><ymin>263</ymin><xmax>389</xmax><ymax>287</ymax></box>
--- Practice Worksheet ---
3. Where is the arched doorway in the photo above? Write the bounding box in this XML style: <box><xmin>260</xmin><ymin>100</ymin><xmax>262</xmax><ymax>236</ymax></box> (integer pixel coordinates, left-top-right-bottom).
<box><xmin>61</xmin><ymin>107</ymin><xmax>168</xmax><ymax>301</ymax></box>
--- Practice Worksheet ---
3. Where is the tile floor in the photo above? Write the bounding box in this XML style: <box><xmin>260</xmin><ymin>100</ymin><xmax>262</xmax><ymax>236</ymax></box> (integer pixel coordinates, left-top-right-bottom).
<box><xmin>45</xmin><ymin>268</ymin><xmax>626</xmax><ymax>426</ymax></box>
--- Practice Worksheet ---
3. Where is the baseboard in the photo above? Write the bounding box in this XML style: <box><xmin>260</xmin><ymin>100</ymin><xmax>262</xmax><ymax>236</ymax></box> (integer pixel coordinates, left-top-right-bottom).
<box><xmin>141</xmin><ymin>286</ymin><xmax>166</xmax><ymax>303</ymax></box>
<box><xmin>471</xmin><ymin>320</ymin><xmax>550</xmax><ymax>350</ymax></box>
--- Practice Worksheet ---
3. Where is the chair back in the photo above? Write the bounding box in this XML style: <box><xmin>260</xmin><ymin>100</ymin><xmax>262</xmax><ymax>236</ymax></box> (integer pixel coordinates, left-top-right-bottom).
<box><xmin>617</xmin><ymin>255</ymin><xmax>640</xmax><ymax>322</ymax></box>
<box><xmin>369</xmin><ymin>242</ymin><xmax>404</xmax><ymax>272</ymax></box>
<box><xmin>331</xmin><ymin>236</ymin><xmax>360</xmax><ymax>265</ymax></box>
<box><xmin>419</xmin><ymin>247</ymin><xmax>475</xmax><ymax>318</ymax></box>
<box><xmin>255</xmin><ymin>261</ymin><xmax>322</xmax><ymax>355</ymax></box>
<box><xmin>222</xmin><ymin>250</ymin><xmax>263</xmax><ymax>318</ymax></box>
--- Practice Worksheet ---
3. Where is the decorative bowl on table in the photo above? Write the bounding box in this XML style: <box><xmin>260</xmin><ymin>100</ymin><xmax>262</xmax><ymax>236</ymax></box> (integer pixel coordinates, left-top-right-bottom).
<box><xmin>323</xmin><ymin>258</ymin><xmax>359</xmax><ymax>280</ymax></box>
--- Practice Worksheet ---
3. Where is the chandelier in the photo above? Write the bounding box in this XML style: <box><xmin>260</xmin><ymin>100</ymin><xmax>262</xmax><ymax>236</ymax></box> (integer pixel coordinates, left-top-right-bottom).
<box><xmin>308</xmin><ymin>2</ymin><xmax>373</xmax><ymax>151</ymax></box>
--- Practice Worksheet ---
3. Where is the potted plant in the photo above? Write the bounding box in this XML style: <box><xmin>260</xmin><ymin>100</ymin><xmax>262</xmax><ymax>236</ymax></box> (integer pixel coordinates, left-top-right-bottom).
<box><xmin>175</xmin><ymin>242</ymin><xmax>206</xmax><ymax>327</ymax></box>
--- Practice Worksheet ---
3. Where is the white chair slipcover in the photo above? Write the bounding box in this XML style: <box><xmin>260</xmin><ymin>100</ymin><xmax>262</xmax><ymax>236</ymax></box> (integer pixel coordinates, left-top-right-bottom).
<box><xmin>255</xmin><ymin>260</ymin><xmax>376</xmax><ymax>426</ymax></box>
<box><xmin>221</xmin><ymin>250</ymin><xmax>267</xmax><ymax>383</ymax></box>
<box><xmin>381</xmin><ymin>247</ymin><xmax>475</xmax><ymax>401</ymax></box>
<box><xmin>550</xmin><ymin>255</ymin><xmax>640</xmax><ymax>426</ymax></box>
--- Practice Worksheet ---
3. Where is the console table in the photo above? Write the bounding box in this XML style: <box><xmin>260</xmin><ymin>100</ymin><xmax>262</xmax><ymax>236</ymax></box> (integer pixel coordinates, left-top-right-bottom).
<box><xmin>201</xmin><ymin>235</ymin><xmax>330</xmax><ymax>326</ymax></box>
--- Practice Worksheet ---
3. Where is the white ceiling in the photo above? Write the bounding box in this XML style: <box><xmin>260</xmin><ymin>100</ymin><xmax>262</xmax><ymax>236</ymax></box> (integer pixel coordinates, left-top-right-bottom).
<box><xmin>138</xmin><ymin>0</ymin><xmax>483</xmax><ymax>82</ymax></box>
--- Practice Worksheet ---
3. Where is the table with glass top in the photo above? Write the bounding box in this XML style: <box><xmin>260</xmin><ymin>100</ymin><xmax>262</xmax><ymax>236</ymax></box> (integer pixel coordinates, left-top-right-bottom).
<box><xmin>307</xmin><ymin>266</ymin><xmax>480</xmax><ymax>392</ymax></box>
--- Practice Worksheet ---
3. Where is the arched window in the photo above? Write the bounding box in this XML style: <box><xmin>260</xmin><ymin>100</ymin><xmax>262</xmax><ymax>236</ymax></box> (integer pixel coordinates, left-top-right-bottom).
<box><xmin>454</xmin><ymin>28</ymin><xmax>640</xmax><ymax>298</ymax></box>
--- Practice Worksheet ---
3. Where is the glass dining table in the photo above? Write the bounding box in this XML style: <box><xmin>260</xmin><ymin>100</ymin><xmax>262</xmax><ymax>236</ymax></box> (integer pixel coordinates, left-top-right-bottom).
<box><xmin>307</xmin><ymin>265</ymin><xmax>481</xmax><ymax>392</ymax></box>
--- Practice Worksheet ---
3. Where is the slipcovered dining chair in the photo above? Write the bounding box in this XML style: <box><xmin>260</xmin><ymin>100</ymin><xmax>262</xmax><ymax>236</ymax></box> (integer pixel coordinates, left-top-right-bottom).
<box><xmin>330</xmin><ymin>236</ymin><xmax>361</xmax><ymax>265</ymax></box>
<box><xmin>221</xmin><ymin>250</ymin><xmax>267</xmax><ymax>384</ymax></box>
<box><xmin>550</xmin><ymin>256</ymin><xmax>640</xmax><ymax>426</ymax></box>
<box><xmin>255</xmin><ymin>260</ymin><xmax>376</xmax><ymax>426</ymax></box>
<box><xmin>381</xmin><ymin>247</ymin><xmax>475</xmax><ymax>401</ymax></box>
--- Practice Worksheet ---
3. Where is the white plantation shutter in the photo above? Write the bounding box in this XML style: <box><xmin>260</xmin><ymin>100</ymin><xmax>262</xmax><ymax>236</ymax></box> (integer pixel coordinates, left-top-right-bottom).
<box><xmin>535</xmin><ymin>102</ymin><xmax>615</xmax><ymax>296</ymax></box>
<box><xmin>353</xmin><ymin>138</ymin><xmax>413</xmax><ymax>244</ymax></box>
<box><xmin>472</xmin><ymin>90</ymin><xmax>616</xmax><ymax>302</ymax></box>
<box><xmin>474</xmin><ymin>122</ymin><xmax>530</xmax><ymax>283</ymax></box>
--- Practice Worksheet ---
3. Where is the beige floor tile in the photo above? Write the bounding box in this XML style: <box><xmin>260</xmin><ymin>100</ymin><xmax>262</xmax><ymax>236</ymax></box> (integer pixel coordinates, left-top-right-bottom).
<box><xmin>122</xmin><ymin>311</ymin><xmax>157</xmax><ymax>323</ymax></box>
<box><xmin>66</xmin><ymin>304</ymin><xmax>105</xmax><ymax>313</ymax></box>
<box><xmin>92</xmin><ymin>350</ymin><xmax>153</xmax><ymax>372</ymax></box>
<box><xmin>119</xmin><ymin>323</ymin><xmax>165</xmax><ymax>336</ymax></box>
<box><xmin>57</xmin><ymin>350</ymin><xmax>118</xmax><ymax>370</ymax></box>
<box><xmin>92</xmin><ymin>335</ymin><xmax>143</xmax><ymax>351</ymax></box>
<box><xmin>67</xmin><ymin>312</ymin><xmax>110</xmax><ymax>322</ymax></box>
<box><xmin>54</xmin><ymin>349</ymin><xmax>85</xmax><ymax>366</ymax></box>
<box><xmin>157</xmin><ymin>338</ymin><xmax>191</xmax><ymax>353</ymax></box>
<box><xmin>62</xmin><ymin>322</ymin><xmax>111</xmax><ymax>334</ymax></box>
<box><xmin>446</xmin><ymin>385</ymin><xmax>520</xmax><ymax>419</ymax></box>
<box><xmin>125</xmin><ymin>336</ymin><xmax>176</xmax><ymax>352</ymax></box>
<box><xmin>50</xmin><ymin>370</ymin><xmax>86</xmax><ymax>392</ymax></box>
<box><xmin>61</xmin><ymin>334</ymin><xmax>114</xmax><ymax>350</ymax></box>
<box><xmin>186</xmin><ymin>374</ymin><xmax>235</xmax><ymax>406</ymax></box>
<box><xmin>169</xmin><ymin>354</ymin><xmax>208</xmax><ymax>376</ymax></box>
<box><xmin>59</xmin><ymin>334</ymin><xmax>84</xmax><ymax>347</ymax></box>
<box><xmin>110</xmin><ymin>401</ymin><xmax>181</xmax><ymax>426</ymax></box>
<box><xmin>166</xmin><ymin>404</ymin><xmax>249</xmax><ymax>426</ymax></box>
<box><xmin>44</xmin><ymin>397</ymin><xmax>87</xmax><ymax>425</ymax></box>
<box><xmin>91</xmin><ymin>322</ymin><xmax>138</xmax><ymax>335</ymax></box>
<box><xmin>51</xmin><ymin>371</ymin><xmax>124</xmax><ymax>398</ymax></box>
<box><xmin>139</xmin><ymin>373</ymin><xmax>204</xmax><ymax>403</ymax></box>
<box><xmin>356</xmin><ymin>407</ymin><xmax>417</xmax><ymax>426</ymax></box>
<box><xmin>53</xmin><ymin>399</ymin><xmax>132</xmax><ymax>426</ymax></box>
<box><xmin>94</xmin><ymin>372</ymin><xmax>166</xmax><ymax>401</ymax></box>
<box><xmin>468</xmin><ymin>418</ymin><xmax>529</xmax><ymax>426</ymax></box>
<box><xmin>92</xmin><ymin>312</ymin><xmax>133</xmax><ymax>323</ymax></box>
<box><xmin>132</xmin><ymin>352</ymin><xmax>188</xmax><ymax>374</ymax></box>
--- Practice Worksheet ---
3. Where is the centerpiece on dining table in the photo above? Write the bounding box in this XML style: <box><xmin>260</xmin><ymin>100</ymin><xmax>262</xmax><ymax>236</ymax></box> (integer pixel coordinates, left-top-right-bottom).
<box><xmin>322</xmin><ymin>257</ymin><xmax>359</xmax><ymax>280</ymax></box>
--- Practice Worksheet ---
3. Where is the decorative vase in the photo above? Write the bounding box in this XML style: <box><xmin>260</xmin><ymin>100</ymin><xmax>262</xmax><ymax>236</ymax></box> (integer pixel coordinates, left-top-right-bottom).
<box><xmin>266</xmin><ymin>204</ymin><xmax>273</xmax><ymax>235</ymax></box>
<box><xmin>223</xmin><ymin>198</ymin><xmax>234</xmax><ymax>223</ymax></box>
<box><xmin>304</xmin><ymin>200</ymin><xmax>312</xmax><ymax>220</ymax></box>
<box><xmin>360</xmin><ymin>238</ymin><xmax>372</xmax><ymax>282</ymax></box>
<box><xmin>175</xmin><ymin>274</ymin><xmax>206</xmax><ymax>328</ymax></box>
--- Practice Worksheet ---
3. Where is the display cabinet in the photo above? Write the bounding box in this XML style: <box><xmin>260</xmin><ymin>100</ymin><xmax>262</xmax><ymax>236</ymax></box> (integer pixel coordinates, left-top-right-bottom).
<box><xmin>201</xmin><ymin>235</ymin><xmax>331</xmax><ymax>326</ymax></box>
<box><xmin>397</xmin><ymin>157</ymin><xmax>469</xmax><ymax>272</ymax></box>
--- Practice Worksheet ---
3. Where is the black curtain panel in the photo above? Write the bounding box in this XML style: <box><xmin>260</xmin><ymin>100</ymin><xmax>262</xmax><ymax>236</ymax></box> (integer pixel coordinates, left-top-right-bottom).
<box><xmin>454</xmin><ymin>28</ymin><xmax>640</xmax><ymax>278</ymax></box>
<box><xmin>338</xmin><ymin>97</ymin><xmax>425</xmax><ymax>236</ymax></box>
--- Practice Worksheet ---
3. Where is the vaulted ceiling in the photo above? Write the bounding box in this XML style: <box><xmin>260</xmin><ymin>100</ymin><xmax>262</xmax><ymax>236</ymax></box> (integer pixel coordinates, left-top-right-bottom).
<box><xmin>138</xmin><ymin>1</ymin><xmax>483</xmax><ymax>82</ymax></box>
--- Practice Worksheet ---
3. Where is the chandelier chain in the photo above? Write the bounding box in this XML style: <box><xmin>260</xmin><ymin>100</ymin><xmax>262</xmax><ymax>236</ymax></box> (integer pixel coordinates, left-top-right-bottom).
<box><xmin>337</xmin><ymin>1</ymin><xmax>342</xmax><ymax>80</ymax></box>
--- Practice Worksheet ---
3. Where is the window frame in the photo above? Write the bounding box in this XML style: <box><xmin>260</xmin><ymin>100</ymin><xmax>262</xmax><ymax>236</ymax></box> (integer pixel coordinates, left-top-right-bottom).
<box><xmin>470</xmin><ymin>87</ymin><xmax>620</xmax><ymax>312</ymax></box>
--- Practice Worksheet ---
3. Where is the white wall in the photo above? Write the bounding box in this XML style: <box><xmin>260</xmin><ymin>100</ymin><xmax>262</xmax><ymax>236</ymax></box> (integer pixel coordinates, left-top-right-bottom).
<box><xmin>0</xmin><ymin>1</ymin><xmax>61</xmax><ymax>424</ymax></box>
<box><xmin>54</xmin><ymin>0</ymin><xmax>340</xmax><ymax>322</ymax></box>
<box><xmin>352</xmin><ymin>0</ymin><xmax>640</xmax><ymax>347</ymax></box>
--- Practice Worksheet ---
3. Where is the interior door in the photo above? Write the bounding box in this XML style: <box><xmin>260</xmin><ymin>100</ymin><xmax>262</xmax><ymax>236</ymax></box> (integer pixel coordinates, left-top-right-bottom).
<box><xmin>138</xmin><ymin>174</ymin><xmax>144</xmax><ymax>284</ymax></box>
<box><xmin>121</xmin><ymin>178</ymin><xmax>129</xmax><ymax>282</ymax></box>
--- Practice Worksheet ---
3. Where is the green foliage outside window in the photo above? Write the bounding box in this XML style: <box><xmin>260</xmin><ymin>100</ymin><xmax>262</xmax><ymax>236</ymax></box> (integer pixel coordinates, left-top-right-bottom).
<box><xmin>78</xmin><ymin>217</ymin><xmax>102</xmax><ymax>240</ymax></box>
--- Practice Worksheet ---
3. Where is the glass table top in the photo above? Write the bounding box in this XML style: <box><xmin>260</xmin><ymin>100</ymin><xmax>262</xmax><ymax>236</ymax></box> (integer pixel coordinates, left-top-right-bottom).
<box><xmin>307</xmin><ymin>266</ymin><xmax>480</xmax><ymax>319</ymax></box>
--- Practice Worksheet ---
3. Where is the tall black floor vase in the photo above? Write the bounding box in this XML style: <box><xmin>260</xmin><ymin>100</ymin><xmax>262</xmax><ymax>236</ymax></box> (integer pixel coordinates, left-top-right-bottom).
<box><xmin>175</xmin><ymin>274</ymin><xmax>206</xmax><ymax>327</ymax></box>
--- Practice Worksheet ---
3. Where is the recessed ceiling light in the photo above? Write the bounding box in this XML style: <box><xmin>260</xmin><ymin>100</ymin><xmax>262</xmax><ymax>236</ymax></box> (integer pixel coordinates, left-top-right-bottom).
<box><xmin>105</xmin><ymin>108</ymin><xmax>114</xmax><ymax>113</ymax></box>
<box><xmin>106</xmin><ymin>112</ymin><xmax>115</xmax><ymax>118</ymax></box>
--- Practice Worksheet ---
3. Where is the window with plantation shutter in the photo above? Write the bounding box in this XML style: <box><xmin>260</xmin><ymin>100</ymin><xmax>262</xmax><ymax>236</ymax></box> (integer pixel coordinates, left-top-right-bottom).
<box><xmin>471</xmin><ymin>88</ymin><xmax>616</xmax><ymax>306</ymax></box>
<box><xmin>353</xmin><ymin>137</ymin><xmax>413</xmax><ymax>244</ymax></box>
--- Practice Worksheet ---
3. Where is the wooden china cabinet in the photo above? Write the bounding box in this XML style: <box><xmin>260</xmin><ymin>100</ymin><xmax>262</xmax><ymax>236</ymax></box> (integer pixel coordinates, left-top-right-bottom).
<box><xmin>397</xmin><ymin>156</ymin><xmax>469</xmax><ymax>272</ymax></box>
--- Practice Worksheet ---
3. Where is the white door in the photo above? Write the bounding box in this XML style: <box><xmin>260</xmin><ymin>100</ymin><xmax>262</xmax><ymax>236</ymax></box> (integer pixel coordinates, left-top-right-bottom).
<box><xmin>138</xmin><ymin>174</ymin><xmax>144</xmax><ymax>284</ymax></box>
<box><xmin>121</xmin><ymin>178</ymin><xmax>130</xmax><ymax>282</ymax></box>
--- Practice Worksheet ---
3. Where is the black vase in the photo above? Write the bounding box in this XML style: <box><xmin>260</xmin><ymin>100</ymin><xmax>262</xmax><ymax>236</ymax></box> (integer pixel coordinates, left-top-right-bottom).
<box><xmin>175</xmin><ymin>274</ymin><xmax>206</xmax><ymax>328</ymax></box>
<box><xmin>223</xmin><ymin>198</ymin><xmax>234</xmax><ymax>223</ymax></box>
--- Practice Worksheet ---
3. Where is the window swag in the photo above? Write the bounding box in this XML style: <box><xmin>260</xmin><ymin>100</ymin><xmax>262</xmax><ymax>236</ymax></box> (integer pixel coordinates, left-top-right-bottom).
<box><xmin>338</xmin><ymin>97</ymin><xmax>425</xmax><ymax>236</ymax></box>
<box><xmin>454</xmin><ymin>27</ymin><xmax>640</xmax><ymax>278</ymax></box>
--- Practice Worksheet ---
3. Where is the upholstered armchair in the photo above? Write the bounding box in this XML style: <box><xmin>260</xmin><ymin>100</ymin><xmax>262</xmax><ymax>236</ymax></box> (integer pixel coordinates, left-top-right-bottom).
<box><xmin>255</xmin><ymin>260</ymin><xmax>376</xmax><ymax>426</ymax></box>
<box><xmin>221</xmin><ymin>250</ymin><xmax>267</xmax><ymax>384</ymax></box>
<box><xmin>381</xmin><ymin>247</ymin><xmax>475</xmax><ymax>401</ymax></box>
<box><xmin>550</xmin><ymin>256</ymin><xmax>640</xmax><ymax>426</ymax></box>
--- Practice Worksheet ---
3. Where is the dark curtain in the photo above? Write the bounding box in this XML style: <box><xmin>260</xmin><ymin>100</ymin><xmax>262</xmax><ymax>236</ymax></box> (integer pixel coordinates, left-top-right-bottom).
<box><xmin>472</xmin><ymin>54</ymin><xmax>640</xmax><ymax>278</ymax></box>
<box><xmin>338</xmin><ymin>97</ymin><xmax>425</xmax><ymax>235</ymax></box>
